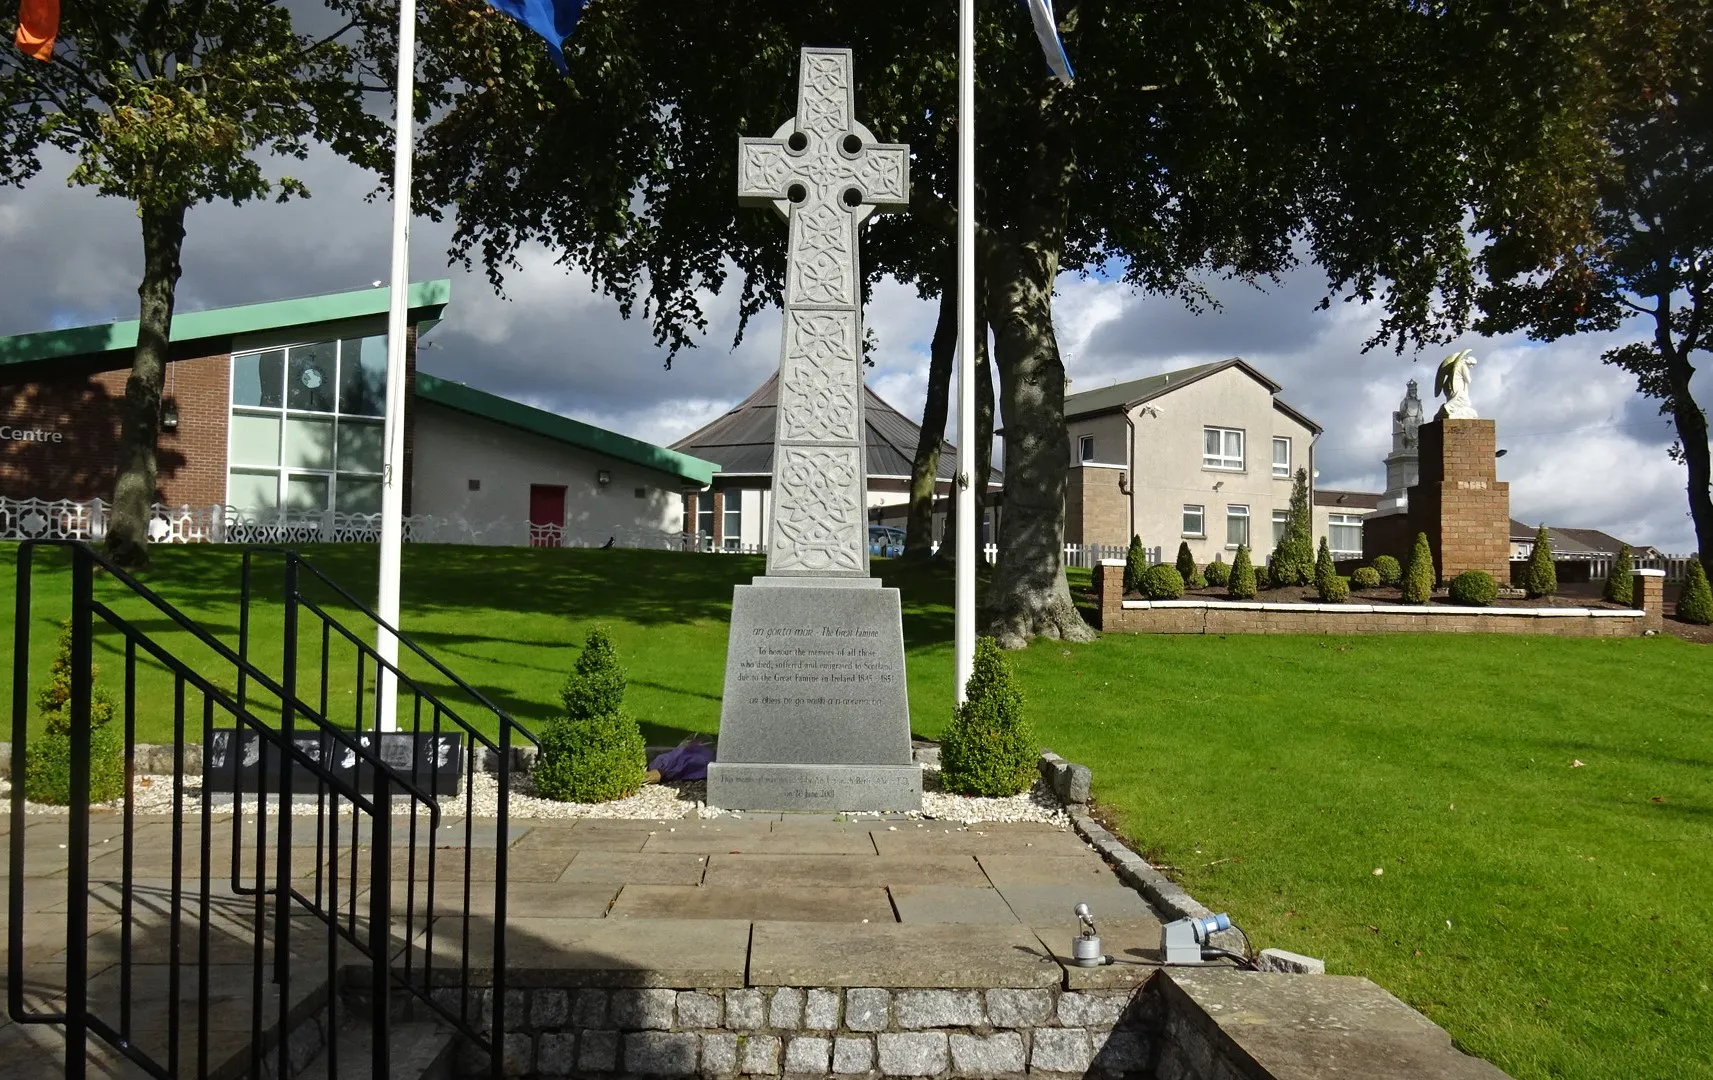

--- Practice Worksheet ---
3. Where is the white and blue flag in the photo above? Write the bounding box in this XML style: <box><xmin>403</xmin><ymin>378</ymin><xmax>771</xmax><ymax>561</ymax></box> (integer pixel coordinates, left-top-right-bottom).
<box><xmin>1023</xmin><ymin>0</ymin><xmax>1075</xmax><ymax>85</ymax></box>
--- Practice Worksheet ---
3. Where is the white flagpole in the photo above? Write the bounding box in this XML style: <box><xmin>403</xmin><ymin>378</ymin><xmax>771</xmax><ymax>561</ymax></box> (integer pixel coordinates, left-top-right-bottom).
<box><xmin>954</xmin><ymin>0</ymin><xmax>977</xmax><ymax>704</ymax></box>
<box><xmin>376</xmin><ymin>0</ymin><xmax>418</xmax><ymax>733</ymax></box>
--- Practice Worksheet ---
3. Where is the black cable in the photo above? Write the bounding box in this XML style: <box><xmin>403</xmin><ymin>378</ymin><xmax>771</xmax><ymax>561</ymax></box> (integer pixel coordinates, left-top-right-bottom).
<box><xmin>1201</xmin><ymin>946</ymin><xmax>1259</xmax><ymax>971</ymax></box>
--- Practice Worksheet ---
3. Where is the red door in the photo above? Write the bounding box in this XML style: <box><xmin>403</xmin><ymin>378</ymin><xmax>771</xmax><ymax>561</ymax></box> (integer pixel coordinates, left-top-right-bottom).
<box><xmin>528</xmin><ymin>484</ymin><xmax>567</xmax><ymax>547</ymax></box>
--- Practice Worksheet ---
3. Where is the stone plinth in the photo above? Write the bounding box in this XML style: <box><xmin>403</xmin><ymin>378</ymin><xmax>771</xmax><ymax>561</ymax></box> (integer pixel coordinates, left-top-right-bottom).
<box><xmin>1408</xmin><ymin>419</ymin><xmax>1510</xmax><ymax>583</ymax></box>
<box><xmin>706</xmin><ymin>577</ymin><xmax>919</xmax><ymax>812</ymax></box>
<box><xmin>1634</xmin><ymin>568</ymin><xmax>1666</xmax><ymax>633</ymax></box>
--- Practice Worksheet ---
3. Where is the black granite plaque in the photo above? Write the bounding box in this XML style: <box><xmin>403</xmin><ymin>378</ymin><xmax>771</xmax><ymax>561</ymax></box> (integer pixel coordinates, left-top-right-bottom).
<box><xmin>202</xmin><ymin>729</ymin><xmax>463</xmax><ymax>796</ymax></box>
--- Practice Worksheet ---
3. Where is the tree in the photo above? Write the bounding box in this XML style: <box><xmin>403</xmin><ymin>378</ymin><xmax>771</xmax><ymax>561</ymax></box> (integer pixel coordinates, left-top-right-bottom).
<box><xmin>1479</xmin><ymin>1</ymin><xmax>1713</xmax><ymax>579</ymax></box>
<box><xmin>0</xmin><ymin>1</ymin><xmax>388</xmax><ymax>567</ymax></box>
<box><xmin>1603</xmin><ymin>542</ymin><xmax>1635</xmax><ymax>605</ymax></box>
<box><xmin>1270</xmin><ymin>467</ymin><xmax>1314</xmax><ymax>586</ymax></box>
<box><xmin>1403</xmin><ymin>532</ymin><xmax>1436</xmax><ymax>604</ymax></box>
<box><xmin>1524</xmin><ymin>523</ymin><xmax>1559</xmax><ymax>599</ymax></box>
<box><xmin>1124</xmin><ymin>534</ymin><xmax>1147</xmax><ymax>595</ymax></box>
<box><xmin>1679</xmin><ymin>556</ymin><xmax>1713</xmax><ymax>625</ymax></box>
<box><xmin>534</xmin><ymin>627</ymin><xmax>647</xmax><ymax>802</ymax></box>
<box><xmin>940</xmin><ymin>635</ymin><xmax>1035</xmax><ymax>797</ymax></box>
<box><xmin>1313</xmin><ymin>535</ymin><xmax>1336</xmax><ymax>594</ymax></box>
<box><xmin>413</xmin><ymin>0</ymin><xmax>1616</xmax><ymax>644</ymax></box>
<box><xmin>1227</xmin><ymin>544</ymin><xmax>1256</xmax><ymax>600</ymax></box>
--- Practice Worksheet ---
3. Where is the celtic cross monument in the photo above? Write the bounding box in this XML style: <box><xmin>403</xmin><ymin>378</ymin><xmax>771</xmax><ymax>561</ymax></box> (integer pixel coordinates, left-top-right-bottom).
<box><xmin>706</xmin><ymin>48</ymin><xmax>922</xmax><ymax>812</ymax></box>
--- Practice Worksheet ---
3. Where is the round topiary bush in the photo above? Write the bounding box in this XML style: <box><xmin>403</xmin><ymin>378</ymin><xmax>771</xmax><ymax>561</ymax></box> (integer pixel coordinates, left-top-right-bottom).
<box><xmin>1141</xmin><ymin>563</ymin><xmax>1186</xmax><ymax>600</ymax></box>
<box><xmin>534</xmin><ymin>628</ymin><xmax>647</xmax><ymax>803</ymax></box>
<box><xmin>1679</xmin><ymin>557</ymin><xmax>1713</xmax><ymax>626</ymax></box>
<box><xmin>1373</xmin><ymin>555</ymin><xmax>1402</xmax><ymax>586</ymax></box>
<box><xmin>1403</xmin><ymin>533</ymin><xmax>1435</xmax><ymax>604</ymax></box>
<box><xmin>1448</xmin><ymin>569</ymin><xmax>1498</xmax><ymax>607</ymax></box>
<box><xmin>1317</xmin><ymin>574</ymin><xmax>1350</xmax><ymax>603</ymax></box>
<box><xmin>1228</xmin><ymin>545</ymin><xmax>1257</xmax><ymax>599</ymax></box>
<box><xmin>941</xmin><ymin>637</ymin><xmax>1037</xmax><ymax>797</ymax></box>
<box><xmin>1350</xmin><ymin>566</ymin><xmax>1382</xmax><ymax>591</ymax></box>
<box><xmin>26</xmin><ymin>620</ymin><xmax>125</xmax><ymax>806</ymax></box>
<box><xmin>1204</xmin><ymin>558</ymin><xmax>1230</xmax><ymax>587</ymax></box>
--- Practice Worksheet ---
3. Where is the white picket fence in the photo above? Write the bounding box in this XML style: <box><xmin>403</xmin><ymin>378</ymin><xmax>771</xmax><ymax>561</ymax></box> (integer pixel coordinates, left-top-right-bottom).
<box><xmin>1578</xmin><ymin>553</ymin><xmax>1698</xmax><ymax>583</ymax></box>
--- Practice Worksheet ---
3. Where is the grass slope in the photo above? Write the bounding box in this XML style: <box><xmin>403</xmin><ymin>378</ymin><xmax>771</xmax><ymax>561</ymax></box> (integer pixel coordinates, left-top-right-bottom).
<box><xmin>1</xmin><ymin>543</ymin><xmax>1707</xmax><ymax>1079</ymax></box>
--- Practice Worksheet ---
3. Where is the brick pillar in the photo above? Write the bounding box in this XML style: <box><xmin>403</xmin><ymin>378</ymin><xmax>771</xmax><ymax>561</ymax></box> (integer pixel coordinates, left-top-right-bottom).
<box><xmin>1408</xmin><ymin>419</ymin><xmax>1510</xmax><ymax>583</ymax></box>
<box><xmin>1634</xmin><ymin>569</ymin><xmax>1665</xmax><ymax>633</ymax></box>
<box><xmin>711</xmin><ymin>490</ymin><xmax>725</xmax><ymax>548</ymax></box>
<box><xmin>1094</xmin><ymin>559</ymin><xmax>1124</xmax><ymax>630</ymax></box>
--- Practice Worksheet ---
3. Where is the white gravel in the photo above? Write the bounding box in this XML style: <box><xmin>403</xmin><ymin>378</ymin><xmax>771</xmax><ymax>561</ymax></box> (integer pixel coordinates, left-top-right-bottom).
<box><xmin>3</xmin><ymin>765</ymin><xmax>1068</xmax><ymax>827</ymax></box>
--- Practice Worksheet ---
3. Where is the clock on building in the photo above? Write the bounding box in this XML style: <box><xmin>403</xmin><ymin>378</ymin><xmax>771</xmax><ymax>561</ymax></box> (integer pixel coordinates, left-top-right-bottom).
<box><xmin>300</xmin><ymin>365</ymin><xmax>324</xmax><ymax>390</ymax></box>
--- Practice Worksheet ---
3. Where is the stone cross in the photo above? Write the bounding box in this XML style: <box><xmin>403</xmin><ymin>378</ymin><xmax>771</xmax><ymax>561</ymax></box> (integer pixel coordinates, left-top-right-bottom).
<box><xmin>737</xmin><ymin>48</ymin><xmax>909</xmax><ymax>577</ymax></box>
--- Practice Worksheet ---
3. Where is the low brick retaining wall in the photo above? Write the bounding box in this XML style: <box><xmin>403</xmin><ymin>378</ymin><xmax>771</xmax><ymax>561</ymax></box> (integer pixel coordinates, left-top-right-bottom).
<box><xmin>1093</xmin><ymin>563</ymin><xmax>1666</xmax><ymax>637</ymax></box>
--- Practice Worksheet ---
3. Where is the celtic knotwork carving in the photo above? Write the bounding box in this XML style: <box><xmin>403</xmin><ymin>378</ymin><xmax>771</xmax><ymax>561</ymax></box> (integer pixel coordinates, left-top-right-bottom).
<box><xmin>799</xmin><ymin>53</ymin><xmax>849</xmax><ymax>140</ymax></box>
<box><xmin>781</xmin><ymin>311</ymin><xmax>858</xmax><ymax>441</ymax></box>
<box><xmin>790</xmin><ymin>204</ymin><xmax>853</xmax><ymax>306</ymax></box>
<box><xmin>772</xmin><ymin>446</ymin><xmax>865</xmax><ymax>573</ymax></box>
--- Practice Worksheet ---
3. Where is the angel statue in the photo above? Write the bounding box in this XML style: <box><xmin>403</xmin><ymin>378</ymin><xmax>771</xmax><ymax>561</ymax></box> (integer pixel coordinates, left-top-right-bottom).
<box><xmin>1434</xmin><ymin>349</ymin><xmax>1479</xmax><ymax>420</ymax></box>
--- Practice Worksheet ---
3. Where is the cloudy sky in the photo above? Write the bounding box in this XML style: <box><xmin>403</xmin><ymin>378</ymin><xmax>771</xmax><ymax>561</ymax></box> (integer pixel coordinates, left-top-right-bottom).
<box><xmin>1</xmin><ymin>132</ymin><xmax>1706</xmax><ymax>552</ymax></box>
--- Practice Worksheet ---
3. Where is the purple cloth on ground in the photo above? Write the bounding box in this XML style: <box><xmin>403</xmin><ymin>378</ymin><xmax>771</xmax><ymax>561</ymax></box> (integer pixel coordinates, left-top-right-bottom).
<box><xmin>649</xmin><ymin>738</ymin><xmax>714</xmax><ymax>782</ymax></box>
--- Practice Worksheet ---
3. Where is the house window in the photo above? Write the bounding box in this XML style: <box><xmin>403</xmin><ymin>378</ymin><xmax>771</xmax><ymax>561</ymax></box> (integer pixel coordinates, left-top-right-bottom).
<box><xmin>1079</xmin><ymin>434</ymin><xmax>1095</xmax><ymax>463</ymax></box>
<box><xmin>1204</xmin><ymin>427</ymin><xmax>1244</xmax><ymax>470</ymax></box>
<box><xmin>1328</xmin><ymin>513</ymin><xmax>1364</xmax><ymax>558</ymax></box>
<box><xmin>722</xmin><ymin>490</ymin><xmax>744</xmax><ymax>550</ymax></box>
<box><xmin>1226</xmin><ymin>505</ymin><xmax>1250</xmax><ymax>548</ymax></box>
<box><xmin>696</xmin><ymin>492</ymin><xmax>714</xmax><ymax>541</ymax></box>
<box><xmin>1182</xmin><ymin>504</ymin><xmax>1205</xmax><ymax>538</ymax></box>
<box><xmin>228</xmin><ymin>336</ymin><xmax>387</xmax><ymax>515</ymax></box>
<box><xmin>1273</xmin><ymin>437</ymin><xmax>1291</xmax><ymax>478</ymax></box>
<box><xmin>1272</xmin><ymin>509</ymin><xmax>1290</xmax><ymax>545</ymax></box>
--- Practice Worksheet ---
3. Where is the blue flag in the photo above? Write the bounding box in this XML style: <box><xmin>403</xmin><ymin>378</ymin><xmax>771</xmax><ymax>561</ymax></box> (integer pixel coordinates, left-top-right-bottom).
<box><xmin>485</xmin><ymin>0</ymin><xmax>589</xmax><ymax>74</ymax></box>
<box><xmin>1023</xmin><ymin>0</ymin><xmax>1074</xmax><ymax>85</ymax></box>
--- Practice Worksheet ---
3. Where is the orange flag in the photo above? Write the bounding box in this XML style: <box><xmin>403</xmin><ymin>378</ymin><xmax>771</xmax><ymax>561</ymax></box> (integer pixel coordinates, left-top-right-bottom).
<box><xmin>15</xmin><ymin>0</ymin><xmax>59</xmax><ymax>62</ymax></box>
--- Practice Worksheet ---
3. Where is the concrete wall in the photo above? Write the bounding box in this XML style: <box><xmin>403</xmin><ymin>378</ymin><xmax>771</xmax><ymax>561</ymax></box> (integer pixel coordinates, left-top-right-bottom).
<box><xmin>1112</xmin><ymin>366</ymin><xmax>1315</xmax><ymax>563</ymax></box>
<box><xmin>411</xmin><ymin>401</ymin><xmax>683</xmax><ymax>542</ymax></box>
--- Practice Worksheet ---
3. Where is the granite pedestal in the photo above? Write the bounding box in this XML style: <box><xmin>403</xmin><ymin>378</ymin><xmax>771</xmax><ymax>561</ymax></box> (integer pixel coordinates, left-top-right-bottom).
<box><xmin>706</xmin><ymin>577</ymin><xmax>920</xmax><ymax>812</ymax></box>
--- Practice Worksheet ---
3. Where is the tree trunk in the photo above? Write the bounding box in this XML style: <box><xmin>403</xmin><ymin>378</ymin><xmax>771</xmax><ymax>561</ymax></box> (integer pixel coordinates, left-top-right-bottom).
<box><xmin>974</xmin><ymin>282</ymin><xmax>994</xmax><ymax>555</ymax></box>
<box><xmin>106</xmin><ymin>200</ymin><xmax>188</xmax><ymax>569</ymax></box>
<box><xmin>906</xmin><ymin>284</ymin><xmax>958</xmax><ymax>558</ymax></box>
<box><xmin>1662</xmin><ymin>341</ymin><xmax>1713</xmax><ymax>574</ymax></box>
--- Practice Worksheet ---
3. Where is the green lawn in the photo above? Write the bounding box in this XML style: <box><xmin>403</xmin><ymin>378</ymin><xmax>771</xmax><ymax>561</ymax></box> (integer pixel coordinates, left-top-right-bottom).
<box><xmin>2</xmin><ymin>542</ymin><xmax>1708</xmax><ymax>1079</ymax></box>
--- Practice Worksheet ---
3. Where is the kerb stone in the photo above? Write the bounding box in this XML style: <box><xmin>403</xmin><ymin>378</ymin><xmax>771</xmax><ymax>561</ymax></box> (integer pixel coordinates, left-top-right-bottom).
<box><xmin>832</xmin><ymin>1036</ymin><xmax>875</xmax><ymax>1075</ymax></box>
<box><xmin>726</xmin><ymin>989</ymin><xmax>766</xmax><ymax>1030</ymax></box>
<box><xmin>1030</xmin><ymin>1028</ymin><xmax>1092</xmax><ymax>1074</ymax></box>
<box><xmin>677</xmin><ymin>991</ymin><xmax>723</xmax><ymax>1028</ymax></box>
<box><xmin>784</xmin><ymin>1036</ymin><xmax>833</xmax><ymax>1075</ymax></box>
<box><xmin>625</xmin><ymin>1032</ymin><xmax>699</xmax><ymax>1076</ymax></box>
<box><xmin>770</xmin><ymin>987</ymin><xmax>806</xmax><ymax>1030</ymax></box>
<box><xmin>612</xmin><ymin>988</ymin><xmax>677</xmax><ymax>1030</ymax></box>
<box><xmin>804</xmin><ymin>988</ymin><xmax>840</xmax><ymax>1030</ymax></box>
<box><xmin>701</xmin><ymin>1033</ymin><xmax>739</xmax><ymax>1077</ymax></box>
<box><xmin>895</xmin><ymin>990</ymin><xmax>985</xmax><ymax>1029</ymax></box>
<box><xmin>843</xmin><ymin>988</ymin><xmax>890</xmax><ymax>1032</ymax></box>
<box><xmin>985</xmin><ymin>989</ymin><xmax>1054</xmax><ymax>1028</ymax></box>
<box><xmin>741</xmin><ymin>1034</ymin><xmax>783</xmax><ymax>1075</ymax></box>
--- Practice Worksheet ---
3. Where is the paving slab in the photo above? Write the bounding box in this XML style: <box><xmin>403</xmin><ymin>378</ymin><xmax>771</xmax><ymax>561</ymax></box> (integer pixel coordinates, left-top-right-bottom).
<box><xmin>442</xmin><ymin>917</ymin><xmax>751</xmax><ymax>988</ymax></box>
<box><xmin>558</xmin><ymin>851</ymin><xmax>710</xmax><ymax>886</ymax></box>
<box><xmin>702</xmin><ymin>854</ymin><xmax>986</xmax><ymax>889</ymax></box>
<box><xmin>388</xmin><ymin>881</ymin><xmax>618</xmax><ymax>918</ymax></box>
<box><xmin>887</xmin><ymin>886</ymin><xmax>1018</xmax><ymax>924</ymax></box>
<box><xmin>975</xmin><ymin>852</ymin><xmax>1113</xmax><ymax>887</ymax></box>
<box><xmin>994</xmin><ymin>882</ymin><xmax>1154</xmax><ymax>926</ymax></box>
<box><xmin>871</xmin><ymin>827</ymin><xmax>1089</xmax><ymax>858</ymax></box>
<box><xmin>643</xmin><ymin>829</ymin><xmax>876</xmax><ymax>855</ymax></box>
<box><xmin>1032</xmin><ymin>916</ymin><xmax>1164</xmax><ymax>989</ymax></box>
<box><xmin>748</xmin><ymin>921</ymin><xmax>1062</xmax><ymax>988</ymax></box>
<box><xmin>609</xmin><ymin>885</ymin><xmax>894</xmax><ymax>923</ymax></box>
<box><xmin>1158</xmin><ymin>969</ymin><xmax>1512</xmax><ymax>1079</ymax></box>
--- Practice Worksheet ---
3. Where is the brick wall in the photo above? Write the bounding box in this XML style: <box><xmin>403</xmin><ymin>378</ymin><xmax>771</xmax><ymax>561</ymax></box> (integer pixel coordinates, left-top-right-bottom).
<box><xmin>0</xmin><ymin>354</ymin><xmax>230</xmax><ymax>505</ymax></box>
<box><xmin>1093</xmin><ymin>562</ymin><xmax>1662</xmax><ymax>638</ymax></box>
<box><xmin>1409</xmin><ymin>419</ymin><xmax>1510</xmax><ymax>581</ymax></box>
<box><xmin>1066</xmin><ymin>466</ymin><xmax>1128</xmax><ymax>548</ymax></box>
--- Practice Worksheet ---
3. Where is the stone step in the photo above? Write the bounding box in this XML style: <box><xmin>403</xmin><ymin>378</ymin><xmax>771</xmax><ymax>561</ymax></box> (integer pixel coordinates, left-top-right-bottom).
<box><xmin>296</xmin><ymin>1018</ymin><xmax>459</xmax><ymax>1080</ymax></box>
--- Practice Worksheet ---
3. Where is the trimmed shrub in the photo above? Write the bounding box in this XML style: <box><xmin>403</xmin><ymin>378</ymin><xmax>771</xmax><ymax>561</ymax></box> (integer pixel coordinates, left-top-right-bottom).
<box><xmin>1267</xmin><ymin>468</ymin><xmax>1316</xmax><ymax>586</ymax></box>
<box><xmin>1254</xmin><ymin>564</ymin><xmax>1271</xmax><ymax>590</ymax></box>
<box><xmin>1175</xmin><ymin>541</ymin><xmax>1196</xmax><ymax>581</ymax></box>
<box><xmin>1313</xmin><ymin>537</ymin><xmax>1337</xmax><ymax>595</ymax></box>
<box><xmin>26</xmin><ymin>621</ymin><xmax>125</xmax><ymax>806</ymax></box>
<box><xmin>1185</xmin><ymin>566</ymin><xmax>1207</xmax><ymax>590</ymax></box>
<box><xmin>1524</xmin><ymin>523</ymin><xmax>1558</xmax><ymax>598</ymax></box>
<box><xmin>1141</xmin><ymin>564</ymin><xmax>1186</xmax><ymax>600</ymax></box>
<box><xmin>1448</xmin><ymin>569</ymin><xmax>1498</xmax><ymax>607</ymax></box>
<box><xmin>1350</xmin><ymin>566</ymin><xmax>1382</xmax><ymax>591</ymax></box>
<box><xmin>1679</xmin><ymin>557</ymin><xmax>1713</xmax><ymax>626</ymax></box>
<box><xmin>1373</xmin><ymin>555</ymin><xmax>1403</xmax><ymax>586</ymax></box>
<box><xmin>1123</xmin><ymin>534</ymin><xmax>1147</xmax><ymax>595</ymax></box>
<box><xmin>1228</xmin><ymin>545</ymin><xmax>1258</xmax><ymax>599</ymax></box>
<box><xmin>1203</xmin><ymin>557</ymin><xmax>1230</xmax><ymax>587</ymax></box>
<box><xmin>941</xmin><ymin>636</ymin><xmax>1037</xmax><ymax>797</ymax></box>
<box><xmin>1602</xmin><ymin>543</ymin><xmax>1635</xmax><ymax>605</ymax></box>
<box><xmin>1318</xmin><ymin>575</ymin><xmax>1350</xmax><ymax>603</ymax></box>
<box><xmin>1403</xmin><ymin>532</ymin><xmax>1436</xmax><ymax>604</ymax></box>
<box><xmin>534</xmin><ymin>628</ymin><xmax>647</xmax><ymax>803</ymax></box>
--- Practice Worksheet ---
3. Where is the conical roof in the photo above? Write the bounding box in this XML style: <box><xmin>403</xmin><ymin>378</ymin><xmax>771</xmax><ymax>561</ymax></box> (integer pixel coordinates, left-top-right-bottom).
<box><xmin>670</xmin><ymin>372</ymin><xmax>999</xmax><ymax>484</ymax></box>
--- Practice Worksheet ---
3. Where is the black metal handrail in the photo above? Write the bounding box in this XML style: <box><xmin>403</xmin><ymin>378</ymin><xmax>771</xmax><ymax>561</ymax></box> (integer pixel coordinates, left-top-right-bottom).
<box><xmin>7</xmin><ymin>539</ymin><xmax>435</xmax><ymax>1079</ymax></box>
<box><xmin>235</xmin><ymin>546</ymin><xmax>538</xmax><ymax>1064</ymax></box>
